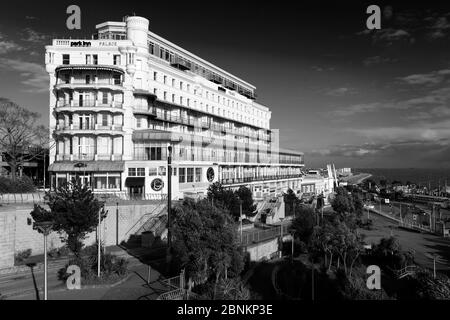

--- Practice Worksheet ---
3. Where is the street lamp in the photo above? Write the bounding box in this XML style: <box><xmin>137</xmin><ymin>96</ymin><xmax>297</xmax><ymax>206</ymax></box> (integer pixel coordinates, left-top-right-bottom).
<box><xmin>238</xmin><ymin>198</ymin><xmax>243</xmax><ymax>243</ymax></box>
<box><xmin>290</xmin><ymin>230</ymin><xmax>296</xmax><ymax>263</ymax></box>
<box><xmin>33</xmin><ymin>221</ymin><xmax>54</xmax><ymax>300</ymax></box>
<box><xmin>166</xmin><ymin>145</ymin><xmax>173</xmax><ymax>265</ymax></box>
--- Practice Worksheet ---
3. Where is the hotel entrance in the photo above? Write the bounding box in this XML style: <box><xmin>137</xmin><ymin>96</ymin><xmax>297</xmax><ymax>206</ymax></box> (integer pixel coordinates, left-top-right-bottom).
<box><xmin>125</xmin><ymin>177</ymin><xmax>145</xmax><ymax>199</ymax></box>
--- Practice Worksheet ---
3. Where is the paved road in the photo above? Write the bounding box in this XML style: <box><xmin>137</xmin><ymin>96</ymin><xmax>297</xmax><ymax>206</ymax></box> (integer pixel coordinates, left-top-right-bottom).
<box><xmin>7</xmin><ymin>263</ymin><xmax>168</xmax><ymax>300</ymax></box>
<box><xmin>360</xmin><ymin>212</ymin><xmax>450</xmax><ymax>274</ymax></box>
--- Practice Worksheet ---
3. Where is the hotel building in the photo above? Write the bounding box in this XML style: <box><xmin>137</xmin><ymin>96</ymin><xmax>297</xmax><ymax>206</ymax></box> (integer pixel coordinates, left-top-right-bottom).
<box><xmin>45</xmin><ymin>16</ymin><xmax>306</xmax><ymax>200</ymax></box>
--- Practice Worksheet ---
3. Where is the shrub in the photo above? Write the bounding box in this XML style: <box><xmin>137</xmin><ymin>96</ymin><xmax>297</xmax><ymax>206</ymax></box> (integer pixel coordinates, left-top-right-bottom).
<box><xmin>14</xmin><ymin>249</ymin><xmax>32</xmax><ymax>265</ymax></box>
<box><xmin>58</xmin><ymin>250</ymin><xmax>128</xmax><ymax>285</ymax></box>
<box><xmin>0</xmin><ymin>176</ymin><xmax>36</xmax><ymax>193</ymax></box>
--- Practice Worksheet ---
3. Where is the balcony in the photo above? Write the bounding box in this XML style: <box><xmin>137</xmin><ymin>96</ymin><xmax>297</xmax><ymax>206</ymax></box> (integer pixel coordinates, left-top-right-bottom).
<box><xmin>55</xmin><ymin>64</ymin><xmax>125</xmax><ymax>75</ymax></box>
<box><xmin>133</xmin><ymin>106</ymin><xmax>157</xmax><ymax>117</ymax></box>
<box><xmin>170</xmin><ymin>57</ymin><xmax>191</xmax><ymax>71</ymax></box>
<box><xmin>55</xmin><ymin>123</ymin><xmax>124</xmax><ymax>135</ymax></box>
<box><xmin>55</xmin><ymin>100</ymin><xmax>124</xmax><ymax>113</ymax></box>
<box><xmin>208</xmin><ymin>74</ymin><xmax>223</xmax><ymax>85</ymax></box>
<box><xmin>56</xmin><ymin>154</ymin><xmax>123</xmax><ymax>161</ymax></box>
<box><xmin>54</xmin><ymin>79</ymin><xmax>124</xmax><ymax>91</ymax></box>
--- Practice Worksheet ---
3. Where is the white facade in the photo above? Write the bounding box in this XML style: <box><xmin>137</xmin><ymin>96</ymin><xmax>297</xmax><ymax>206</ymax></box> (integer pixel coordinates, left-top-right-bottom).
<box><xmin>46</xmin><ymin>16</ymin><xmax>306</xmax><ymax>199</ymax></box>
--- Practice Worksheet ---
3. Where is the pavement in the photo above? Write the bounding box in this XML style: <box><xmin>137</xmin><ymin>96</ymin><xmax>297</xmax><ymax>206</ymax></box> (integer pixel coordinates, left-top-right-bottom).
<box><xmin>1</xmin><ymin>245</ymin><xmax>172</xmax><ymax>300</ymax></box>
<box><xmin>360</xmin><ymin>212</ymin><xmax>450</xmax><ymax>274</ymax></box>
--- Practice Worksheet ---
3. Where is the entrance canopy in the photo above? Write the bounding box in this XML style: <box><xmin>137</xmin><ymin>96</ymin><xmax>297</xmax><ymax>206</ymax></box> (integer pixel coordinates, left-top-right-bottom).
<box><xmin>125</xmin><ymin>177</ymin><xmax>145</xmax><ymax>187</ymax></box>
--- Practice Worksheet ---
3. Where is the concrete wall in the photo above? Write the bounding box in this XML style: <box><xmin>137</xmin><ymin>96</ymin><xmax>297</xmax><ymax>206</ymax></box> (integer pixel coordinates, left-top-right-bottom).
<box><xmin>244</xmin><ymin>238</ymin><xmax>279</xmax><ymax>261</ymax></box>
<box><xmin>0</xmin><ymin>202</ymin><xmax>164</xmax><ymax>270</ymax></box>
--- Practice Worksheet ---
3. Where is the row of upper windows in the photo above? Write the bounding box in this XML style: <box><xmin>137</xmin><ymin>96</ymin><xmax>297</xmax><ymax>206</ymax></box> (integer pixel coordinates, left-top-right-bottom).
<box><xmin>60</xmin><ymin>54</ymin><xmax>123</xmax><ymax>66</ymax></box>
<box><xmin>147</xmin><ymin>40</ymin><xmax>255</xmax><ymax>99</ymax></box>
<box><xmin>148</xmin><ymin>89</ymin><xmax>268</xmax><ymax>128</ymax></box>
<box><xmin>151</xmin><ymin>71</ymin><xmax>268</xmax><ymax>120</ymax></box>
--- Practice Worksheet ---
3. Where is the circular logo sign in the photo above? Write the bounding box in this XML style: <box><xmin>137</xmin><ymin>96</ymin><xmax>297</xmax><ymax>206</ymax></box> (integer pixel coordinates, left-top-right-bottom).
<box><xmin>207</xmin><ymin>167</ymin><xmax>215</xmax><ymax>182</ymax></box>
<box><xmin>151</xmin><ymin>178</ymin><xmax>164</xmax><ymax>191</ymax></box>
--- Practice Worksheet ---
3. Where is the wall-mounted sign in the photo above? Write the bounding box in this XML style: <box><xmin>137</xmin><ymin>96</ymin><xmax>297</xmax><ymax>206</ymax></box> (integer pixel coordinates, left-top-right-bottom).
<box><xmin>151</xmin><ymin>178</ymin><xmax>164</xmax><ymax>191</ymax></box>
<box><xmin>70</xmin><ymin>41</ymin><xmax>91</xmax><ymax>47</ymax></box>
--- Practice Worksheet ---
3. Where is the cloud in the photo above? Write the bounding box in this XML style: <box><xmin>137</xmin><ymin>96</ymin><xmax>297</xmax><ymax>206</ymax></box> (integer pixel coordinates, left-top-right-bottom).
<box><xmin>311</xmin><ymin>65</ymin><xmax>335</xmax><ymax>72</ymax></box>
<box><xmin>309</xmin><ymin>140</ymin><xmax>450</xmax><ymax>167</ymax></box>
<box><xmin>0</xmin><ymin>58</ymin><xmax>48</xmax><ymax>93</ymax></box>
<box><xmin>324</xmin><ymin>87</ymin><xmax>357</xmax><ymax>97</ymax></box>
<box><xmin>398</xmin><ymin>69</ymin><xmax>450</xmax><ymax>86</ymax></box>
<box><xmin>357</xmin><ymin>28</ymin><xmax>413</xmax><ymax>46</ymax></box>
<box><xmin>363</xmin><ymin>55</ymin><xmax>398</xmax><ymax>66</ymax></box>
<box><xmin>348</xmin><ymin>119</ymin><xmax>450</xmax><ymax>143</ymax></box>
<box><xmin>21</xmin><ymin>28</ymin><xmax>50</xmax><ymax>44</ymax></box>
<box><xmin>0</xmin><ymin>32</ymin><xmax>24</xmax><ymax>55</ymax></box>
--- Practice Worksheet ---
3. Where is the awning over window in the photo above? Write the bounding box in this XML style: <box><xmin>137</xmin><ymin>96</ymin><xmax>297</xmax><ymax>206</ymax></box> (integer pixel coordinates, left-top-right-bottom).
<box><xmin>125</xmin><ymin>177</ymin><xmax>145</xmax><ymax>187</ymax></box>
<box><xmin>48</xmin><ymin>161</ymin><xmax>125</xmax><ymax>172</ymax></box>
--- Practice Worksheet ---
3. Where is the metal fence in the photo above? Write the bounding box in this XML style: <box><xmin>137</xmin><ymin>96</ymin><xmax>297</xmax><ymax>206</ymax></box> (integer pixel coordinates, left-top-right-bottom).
<box><xmin>0</xmin><ymin>191</ymin><xmax>173</xmax><ymax>205</ymax></box>
<box><xmin>240</xmin><ymin>223</ymin><xmax>290</xmax><ymax>247</ymax></box>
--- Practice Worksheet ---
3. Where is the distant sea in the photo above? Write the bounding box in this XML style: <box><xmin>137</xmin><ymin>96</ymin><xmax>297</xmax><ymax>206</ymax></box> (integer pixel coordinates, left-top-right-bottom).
<box><xmin>352</xmin><ymin>168</ymin><xmax>450</xmax><ymax>189</ymax></box>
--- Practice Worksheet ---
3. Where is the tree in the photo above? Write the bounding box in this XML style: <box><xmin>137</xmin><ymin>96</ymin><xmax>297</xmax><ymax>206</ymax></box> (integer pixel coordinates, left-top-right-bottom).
<box><xmin>30</xmin><ymin>178</ymin><xmax>107</xmax><ymax>257</ymax></box>
<box><xmin>235</xmin><ymin>186</ymin><xmax>257</xmax><ymax>217</ymax></box>
<box><xmin>284</xmin><ymin>188</ymin><xmax>299</xmax><ymax>217</ymax></box>
<box><xmin>0</xmin><ymin>98</ymin><xmax>49</xmax><ymax>181</ymax></box>
<box><xmin>171</xmin><ymin>198</ymin><xmax>244</xmax><ymax>296</ymax></box>
<box><xmin>332</xmin><ymin>187</ymin><xmax>355</xmax><ymax>217</ymax></box>
<box><xmin>290</xmin><ymin>205</ymin><xmax>315</xmax><ymax>246</ymax></box>
<box><xmin>332</xmin><ymin>221</ymin><xmax>364</xmax><ymax>276</ymax></box>
<box><xmin>207</xmin><ymin>182</ymin><xmax>242</xmax><ymax>220</ymax></box>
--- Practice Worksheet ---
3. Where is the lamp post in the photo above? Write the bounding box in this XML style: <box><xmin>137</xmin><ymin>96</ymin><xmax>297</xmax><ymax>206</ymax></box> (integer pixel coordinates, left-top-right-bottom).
<box><xmin>34</xmin><ymin>221</ymin><xmax>53</xmax><ymax>300</ymax></box>
<box><xmin>98</xmin><ymin>209</ymin><xmax>101</xmax><ymax>277</ymax></box>
<box><xmin>166</xmin><ymin>145</ymin><xmax>173</xmax><ymax>264</ymax></box>
<box><xmin>238</xmin><ymin>199</ymin><xmax>243</xmax><ymax>243</ymax></box>
<box><xmin>291</xmin><ymin>231</ymin><xmax>296</xmax><ymax>263</ymax></box>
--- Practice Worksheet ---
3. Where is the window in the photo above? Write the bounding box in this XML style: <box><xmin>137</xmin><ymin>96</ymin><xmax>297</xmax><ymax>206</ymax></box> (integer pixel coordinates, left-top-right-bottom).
<box><xmin>85</xmin><ymin>75</ymin><xmax>91</xmax><ymax>84</ymax></box>
<box><xmin>158</xmin><ymin>166</ymin><xmax>166</xmax><ymax>176</ymax></box>
<box><xmin>153</xmin><ymin>72</ymin><xmax>157</xmax><ymax>81</ymax></box>
<box><xmin>128</xmin><ymin>168</ymin><xmax>136</xmax><ymax>176</ymax></box>
<box><xmin>179</xmin><ymin>168</ymin><xmax>186</xmax><ymax>183</ymax></box>
<box><xmin>64</xmin><ymin>74</ymin><xmax>70</xmax><ymax>84</ymax></box>
<box><xmin>163</xmin><ymin>75</ymin><xmax>167</xmax><ymax>84</ymax></box>
<box><xmin>164</xmin><ymin>91</ymin><xmax>167</xmax><ymax>100</ymax></box>
<box><xmin>102</xmin><ymin>114</ymin><xmax>108</xmax><ymax>126</ymax></box>
<box><xmin>136</xmin><ymin>168</ymin><xmax>145</xmax><ymax>176</ymax></box>
<box><xmin>172</xmin><ymin>78</ymin><xmax>175</xmax><ymax>87</ymax></box>
<box><xmin>195</xmin><ymin>168</ymin><xmax>202</xmax><ymax>182</ymax></box>
<box><xmin>108</xmin><ymin>176</ymin><xmax>120</xmax><ymax>189</ymax></box>
<box><xmin>148</xmin><ymin>167</ymin><xmax>157</xmax><ymax>176</ymax></box>
<box><xmin>154</xmin><ymin>88</ymin><xmax>158</xmax><ymax>95</ymax></box>
<box><xmin>187</xmin><ymin>84</ymin><xmax>190</xmax><ymax>92</ymax></box>
<box><xmin>172</xmin><ymin>167</ymin><xmax>177</xmax><ymax>176</ymax></box>
<box><xmin>180</xmin><ymin>96</ymin><xmax>183</xmax><ymax>105</ymax></box>
<box><xmin>113</xmin><ymin>55</ymin><xmax>121</xmax><ymax>65</ymax></box>
<box><xmin>62</xmin><ymin>54</ymin><xmax>70</xmax><ymax>65</ymax></box>
<box><xmin>148</xmin><ymin>147</ymin><xmax>162</xmax><ymax>160</ymax></box>
<box><xmin>136</xmin><ymin>117</ymin><xmax>142</xmax><ymax>128</ymax></box>
<box><xmin>187</xmin><ymin>168</ymin><xmax>194</xmax><ymax>183</ymax></box>
<box><xmin>86</xmin><ymin>55</ymin><xmax>92</xmax><ymax>64</ymax></box>
<box><xmin>113</xmin><ymin>74</ymin><xmax>121</xmax><ymax>85</ymax></box>
<box><xmin>180</xmin><ymin>81</ymin><xmax>183</xmax><ymax>90</ymax></box>
<box><xmin>93</xmin><ymin>54</ymin><xmax>98</xmax><ymax>65</ymax></box>
<box><xmin>172</xmin><ymin>94</ymin><xmax>175</xmax><ymax>103</ymax></box>
<box><xmin>102</xmin><ymin>92</ymin><xmax>108</xmax><ymax>104</ymax></box>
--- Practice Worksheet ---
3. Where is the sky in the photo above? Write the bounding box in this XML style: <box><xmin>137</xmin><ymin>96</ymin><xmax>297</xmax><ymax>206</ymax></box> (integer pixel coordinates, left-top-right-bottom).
<box><xmin>1</xmin><ymin>0</ymin><xmax>450</xmax><ymax>168</ymax></box>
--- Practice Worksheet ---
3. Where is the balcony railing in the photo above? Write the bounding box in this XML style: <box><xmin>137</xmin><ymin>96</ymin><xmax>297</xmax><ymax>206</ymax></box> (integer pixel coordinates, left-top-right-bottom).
<box><xmin>56</xmin><ymin>100</ymin><xmax>123</xmax><ymax>109</ymax></box>
<box><xmin>220</xmin><ymin>174</ymin><xmax>302</xmax><ymax>185</ymax></box>
<box><xmin>55</xmin><ymin>123</ymin><xmax>123</xmax><ymax>132</ymax></box>
<box><xmin>56</xmin><ymin>154</ymin><xmax>123</xmax><ymax>161</ymax></box>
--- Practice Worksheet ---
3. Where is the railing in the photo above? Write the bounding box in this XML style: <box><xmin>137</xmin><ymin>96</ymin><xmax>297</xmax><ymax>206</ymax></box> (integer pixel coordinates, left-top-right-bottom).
<box><xmin>240</xmin><ymin>224</ymin><xmax>290</xmax><ymax>247</ymax></box>
<box><xmin>0</xmin><ymin>192</ymin><xmax>46</xmax><ymax>205</ymax></box>
<box><xmin>221</xmin><ymin>174</ymin><xmax>302</xmax><ymax>185</ymax></box>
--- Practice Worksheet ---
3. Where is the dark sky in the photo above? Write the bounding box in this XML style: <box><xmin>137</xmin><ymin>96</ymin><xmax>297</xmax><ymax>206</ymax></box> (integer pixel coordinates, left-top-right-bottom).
<box><xmin>1</xmin><ymin>0</ymin><xmax>450</xmax><ymax>168</ymax></box>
